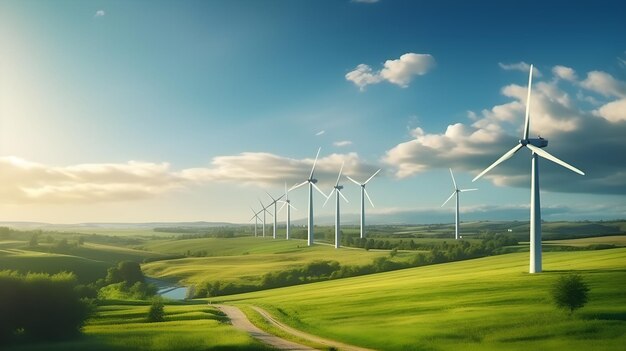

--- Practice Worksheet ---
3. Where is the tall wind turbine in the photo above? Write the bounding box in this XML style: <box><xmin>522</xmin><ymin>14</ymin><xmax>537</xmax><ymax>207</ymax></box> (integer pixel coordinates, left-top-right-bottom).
<box><xmin>278</xmin><ymin>182</ymin><xmax>297</xmax><ymax>240</ymax></box>
<box><xmin>290</xmin><ymin>147</ymin><xmax>328</xmax><ymax>246</ymax></box>
<box><xmin>324</xmin><ymin>162</ymin><xmax>349</xmax><ymax>248</ymax></box>
<box><xmin>441</xmin><ymin>168</ymin><xmax>477</xmax><ymax>240</ymax></box>
<box><xmin>265</xmin><ymin>191</ymin><xmax>284</xmax><ymax>239</ymax></box>
<box><xmin>472</xmin><ymin>64</ymin><xmax>584</xmax><ymax>273</ymax></box>
<box><xmin>346</xmin><ymin>169</ymin><xmax>381</xmax><ymax>239</ymax></box>
<box><xmin>249</xmin><ymin>207</ymin><xmax>262</xmax><ymax>237</ymax></box>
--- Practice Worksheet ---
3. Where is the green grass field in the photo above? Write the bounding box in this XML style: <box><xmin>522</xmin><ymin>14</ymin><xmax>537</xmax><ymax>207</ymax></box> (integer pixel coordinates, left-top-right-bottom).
<box><xmin>142</xmin><ymin>238</ymin><xmax>414</xmax><ymax>286</ymax></box>
<box><xmin>4</xmin><ymin>302</ymin><xmax>273</xmax><ymax>351</ymax></box>
<box><xmin>213</xmin><ymin>248</ymin><xmax>626</xmax><ymax>351</ymax></box>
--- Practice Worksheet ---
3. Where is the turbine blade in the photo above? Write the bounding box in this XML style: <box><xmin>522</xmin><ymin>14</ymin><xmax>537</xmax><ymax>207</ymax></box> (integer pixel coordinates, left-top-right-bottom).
<box><xmin>288</xmin><ymin>203</ymin><xmax>298</xmax><ymax>211</ymax></box>
<box><xmin>323</xmin><ymin>189</ymin><xmax>334</xmax><ymax>207</ymax></box>
<box><xmin>364</xmin><ymin>169</ymin><xmax>381</xmax><ymax>185</ymax></box>
<box><xmin>441</xmin><ymin>191</ymin><xmax>456</xmax><ymax>207</ymax></box>
<box><xmin>309</xmin><ymin>147</ymin><xmax>321</xmax><ymax>180</ymax></box>
<box><xmin>523</xmin><ymin>64</ymin><xmax>533</xmax><ymax>140</ymax></box>
<box><xmin>312</xmin><ymin>182</ymin><xmax>328</xmax><ymax>198</ymax></box>
<box><xmin>289</xmin><ymin>180</ymin><xmax>308</xmax><ymax>191</ymax></box>
<box><xmin>364</xmin><ymin>188</ymin><xmax>375</xmax><ymax>208</ymax></box>
<box><xmin>449</xmin><ymin>168</ymin><xmax>457</xmax><ymax>190</ymax></box>
<box><xmin>278</xmin><ymin>201</ymin><xmax>286</xmax><ymax>213</ymax></box>
<box><xmin>338</xmin><ymin>190</ymin><xmax>349</xmax><ymax>203</ymax></box>
<box><xmin>346</xmin><ymin>175</ymin><xmax>361</xmax><ymax>186</ymax></box>
<box><xmin>276</xmin><ymin>193</ymin><xmax>285</xmax><ymax>202</ymax></box>
<box><xmin>335</xmin><ymin>162</ymin><xmax>345</xmax><ymax>186</ymax></box>
<box><xmin>460</xmin><ymin>188</ymin><xmax>478</xmax><ymax>192</ymax></box>
<box><xmin>265</xmin><ymin>191</ymin><xmax>276</xmax><ymax>203</ymax></box>
<box><xmin>527</xmin><ymin>144</ymin><xmax>585</xmax><ymax>175</ymax></box>
<box><xmin>472</xmin><ymin>144</ymin><xmax>523</xmax><ymax>182</ymax></box>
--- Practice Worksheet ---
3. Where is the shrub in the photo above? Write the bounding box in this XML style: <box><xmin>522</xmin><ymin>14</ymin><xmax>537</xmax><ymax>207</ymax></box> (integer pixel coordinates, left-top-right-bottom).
<box><xmin>148</xmin><ymin>297</ymin><xmax>165</xmax><ymax>322</ymax></box>
<box><xmin>551</xmin><ymin>274</ymin><xmax>590</xmax><ymax>314</ymax></box>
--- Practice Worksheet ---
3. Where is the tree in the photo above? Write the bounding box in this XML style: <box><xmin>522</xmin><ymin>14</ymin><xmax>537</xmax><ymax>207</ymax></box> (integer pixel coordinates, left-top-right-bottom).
<box><xmin>147</xmin><ymin>297</ymin><xmax>165</xmax><ymax>322</ymax></box>
<box><xmin>551</xmin><ymin>274</ymin><xmax>590</xmax><ymax>315</ymax></box>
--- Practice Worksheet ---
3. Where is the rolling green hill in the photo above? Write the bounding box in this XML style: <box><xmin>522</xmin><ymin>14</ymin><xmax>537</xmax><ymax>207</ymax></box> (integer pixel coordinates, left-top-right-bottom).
<box><xmin>214</xmin><ymin>248</ymin><xmax>626</xmax><ymax>351</ymax></box>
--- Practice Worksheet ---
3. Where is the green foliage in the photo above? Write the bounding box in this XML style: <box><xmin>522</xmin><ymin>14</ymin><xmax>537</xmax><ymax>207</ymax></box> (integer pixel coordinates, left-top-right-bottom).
<box><xmin>0</xmin><ymin>270</ymin><xmax>92</xmax><ymax>343</ymax></box>
<box><xmin>551</xmin><ymin>274</ymin><xmax>590</xmax><ymax>314</ymax></box>
<box><xmin>147</xmin><ymin>297</ymin><xmax>165</xmax><ymax>322</ymax></box>
<box><xmin>105</xmin><ymin>261</ymin><xmax>145</xmax><ymax>285</ymax></box>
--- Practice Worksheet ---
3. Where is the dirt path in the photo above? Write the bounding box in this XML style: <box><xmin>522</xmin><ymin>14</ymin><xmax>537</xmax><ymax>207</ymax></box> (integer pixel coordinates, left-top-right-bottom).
<box><xmin>215</xmin><ymin>304</ymin><xmax>316</xmax><ymax>351</ymax></box>
<box><xmin>251</xmin><ymin>306</ymin><xmax>376</xmax><ymax>351</ymax></box>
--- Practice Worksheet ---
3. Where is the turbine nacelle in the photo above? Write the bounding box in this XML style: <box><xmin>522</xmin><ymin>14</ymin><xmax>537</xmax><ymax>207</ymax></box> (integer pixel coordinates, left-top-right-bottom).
<box><xmin>520</xmin><ymin>137</ymin><xmax>548</xmax><ymax>148</ymax></box>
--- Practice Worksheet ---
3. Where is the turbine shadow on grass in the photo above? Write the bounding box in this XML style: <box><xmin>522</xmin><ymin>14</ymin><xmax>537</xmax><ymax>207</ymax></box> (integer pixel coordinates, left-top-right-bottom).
<box><xmin>583</xmin><ymin>312</ymin><xmax>626</xmax><ymax>321</ymax></box>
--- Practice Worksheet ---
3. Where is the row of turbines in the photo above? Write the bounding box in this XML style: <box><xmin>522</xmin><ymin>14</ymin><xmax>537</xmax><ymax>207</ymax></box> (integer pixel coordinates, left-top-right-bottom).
<box><xmin>250</xmin><ymin>147</ymin><xmax>381</xmax><ymax>249</ymax></box>
<box><xmin>250</xmin><ymin>64</ymin><xmax>584</xmax><ymax>274</ymax></box>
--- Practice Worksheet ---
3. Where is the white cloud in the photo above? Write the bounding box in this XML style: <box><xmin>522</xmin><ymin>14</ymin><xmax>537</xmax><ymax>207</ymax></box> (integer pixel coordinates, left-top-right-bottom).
<box><xmin>345</xmin><ymin>64</ymin><xmax>382</xmax><ymax>91</ymax></box>
<box><xmin>346</xmin><ymin>53</ymin><xmax>435</xmax><ymax>90</ymax></box>
<box><xmin>315</xmin><ymin>130</ymin><xmax>326</xmax><ymax>136</ymax></box>
<box><xmin>0</xmin><ymin>157</ymin><xmax>182</xmax><ymax>204</ymax></box>
<box><xmin>0</xmin><ymin>152</ymin><xmax>381</xmax><ymax>204</ymax></box>
<box><xmin>580</xmin><ymin>71</ymin><xmax>626</xmax><ymax>98</ymax></box>
<box><xmin>181</xmin><ymin>152</ymin><xmax>379</xmax><ymax>187</ymax></box>
<box><xmin>552</xmin><ymin>65</ymin><xmax>577</xmax><ymax>81</ymax></box>
<box><xmin>593</xmin><ymin>98</ymin><xmax>626</xmax><ymax>123</ymax></box>
<box><xmin>333</xmin><ymin>140</ymin><xmax>353</xmax><ymax>147</ymax></box>
<box><xmin>383</xmin><ymin>65</ymin><xmax>626</xmax><ymax>195</ymax></box>
<box><xmin>498</xmin><ymin>61</ymin><xmax>542</xmax><ymax>77</ymax></box>
<box><xmin>94</xmin><ymin>10</ymin><xmax>106</xmax><ymax>17</ymax></box>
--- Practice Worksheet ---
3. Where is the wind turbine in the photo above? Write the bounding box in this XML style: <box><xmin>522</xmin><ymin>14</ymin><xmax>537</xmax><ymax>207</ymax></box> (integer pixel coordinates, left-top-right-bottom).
<box><xmin>278</xmin><ymin>182</ymin><xmax>297</xmax><ymax>240</ymax></box>
<box><xmin>249</xmin><ymin>207</ymin><xmax>262</xmax><ymax>237</ymax></box>
<box><xmin>441</xmin><ymin>168</ymin><xmax>477</xmax><ymax>240</ymax></box>
<box><xmin>258</xmin><ymin>199</ymin><xmax>272</xmax><ymax>238</ymax></box>
<box><xmin>324</xmin><ymin>162</ymin><xmax>349</xmax><ymax>248</ymax></box>
<box><xmin>346</xmin><ymin>169</ymin><xmax>381</xmax><ymax>239</ymax></box>
<box><xmin>290</xmin><ymin>147</ymin><xmax>328</xmax><ymax>246</ymax></box>
<box><xmin>472</xmin><ymin>64</ymin><xmax>584</xmax><ymax>273</ymax></box>
<box><xmin>265</xmin><ymin>191</ymin><xmax>285</xmax><ymax>239</ymax></box>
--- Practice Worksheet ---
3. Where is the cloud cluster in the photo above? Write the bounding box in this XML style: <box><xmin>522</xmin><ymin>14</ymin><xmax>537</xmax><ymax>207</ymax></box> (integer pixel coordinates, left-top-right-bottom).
<box><xmin>0</xmin><ymin>152</ymin><xmax>379</xmax><ymax>204</ymax></box>
<box><xmin>499</xmin><ymin>62</ymin><xmax>542</xmax><ymax>77</ymax></box>
<box><xmin>383</xmin><ymin>64</ymin><xmax>626</xmax><ymax>195</ymax></box>
<box><xmin>346</xmin><ymin>53</ymin><xmax>435</xmax><ymax>91</ymax></box>
<box><xmin>94</xmin><ymin>10</ymin><xmax>106</xmax><ymax>17</ymax></box>
<box><xmin>0</xmin><ymin>157</ymin><xmax>182</xmax><ymax>204</ymax></box>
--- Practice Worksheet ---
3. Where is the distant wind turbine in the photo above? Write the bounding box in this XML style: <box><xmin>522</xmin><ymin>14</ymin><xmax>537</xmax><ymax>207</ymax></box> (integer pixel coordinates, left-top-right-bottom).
<box><xmin>441</xmin><ymin>168</ymin><xmax>477</xmax><ymax>240</ymax></box>
<box><xmin>290</xmin><ymin>147</ymin><xmax>328</xmax><ymax>246</ymax></box>
<box><xmin>258</xmin><ymin>199</ymin><xmax>272</xmax><ymax>238</ymax></box>
<box><xmin>472</xmin><ymin>64</ymin><xmax>584</xmax><ymax>274</ymax></box>
<box><xmin>278</xmin><ymin>182</ymin><xmax>297</xmax><ymax>240</ymax></box>
<box><xmin>265</xmin><ymin>191</ymin><xmax>285</xmax><ymax>239</ymax></box>
<box><xmin>324</xmin><ymin>162</ymin><xmax>349</xmax><ymax>248</ymax></box>
<box><xmin>346</xmin><ymin>169</ymin><xmax>381</xmax><ymax>239</ymax></box>
<box><xmin>249</xmin><ymin>207</ymin><xmax>262</xmax><ymax>237</ymax></box>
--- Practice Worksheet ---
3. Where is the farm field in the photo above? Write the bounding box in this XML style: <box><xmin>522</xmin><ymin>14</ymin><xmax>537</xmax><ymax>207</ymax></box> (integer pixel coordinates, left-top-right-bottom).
<box><xmin>214</xmin><ymin>248</ymin><xmax>626</xmax><ymax>351</ymax></box>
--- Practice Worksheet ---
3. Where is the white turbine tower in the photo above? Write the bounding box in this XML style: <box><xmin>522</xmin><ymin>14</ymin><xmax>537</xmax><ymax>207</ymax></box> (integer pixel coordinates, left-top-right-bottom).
<box><xmin>346</xmin><ymin>169</ymin><xmax>381</xmax><ymax>239</ymax></box>
<box><xmin>278</xmin><ymin>183</ymin><xmax>297</xmax><ymax>240</ymax></box>
<box><xmin>258</xmin><ymin>199</ymin><xmax>272</xmax><ymax>238</ymax></box>
<box><xmin>472</xmin><ymin>64</ymin><xmax>584</xmax><ymax>274</ymax></box>
<box><xmin>441</xmin><ymin>168</ymin><xmax>477</xmax><ymax>240</ymax></box>
<box><xmin>265</xmin><ymin>191</ymin><xmax>285</xmax><ymax>239</ymax></box>
<box><xmin>324</xmin><ymin>162</ymin><xmax>349</xmax><ymax>249</ymax></box>
<box><xmin>249</xmin><ymin>207</ymin><xmax>262</xmax><ymax>237</ymax></box>
<box><xmin>290</xmin><ymin>147</ymin><xmax>328</xmax><ymax>246</ymax></box>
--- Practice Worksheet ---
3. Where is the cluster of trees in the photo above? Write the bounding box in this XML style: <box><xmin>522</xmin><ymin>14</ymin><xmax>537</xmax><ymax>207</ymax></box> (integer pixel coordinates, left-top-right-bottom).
<box><xmin>0</xmin><ymin>271</ymin><xmax>92</xmax><ymax>344</ymax></box>
<box><xmin>96</xmin><ymin>261</ymin><xmax>156</xmax><ymax>300</ymax></box>
<box><xmin>192</xmin><ymin>233</ymin><xmax>520</xmax><ymax>298</ymax></box>
<box><xmin>153</xmin><ymin>227</ymin><xmax>236</xmax><ymax>238</ymax></box>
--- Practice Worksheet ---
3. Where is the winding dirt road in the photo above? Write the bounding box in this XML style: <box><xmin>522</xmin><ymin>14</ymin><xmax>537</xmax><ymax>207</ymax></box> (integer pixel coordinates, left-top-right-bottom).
<box><xmin>215</xmin><ymin>304</ymin><xmax>315</xmax><ymax>351</ymax></box>
<box><xmin>215</xmin><ymin>304</ymin><xmax>376</xmax><ymax>351</ymax></box>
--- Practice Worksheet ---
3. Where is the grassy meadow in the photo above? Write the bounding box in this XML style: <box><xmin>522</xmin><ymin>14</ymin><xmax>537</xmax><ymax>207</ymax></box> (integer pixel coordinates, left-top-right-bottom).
<box><xmin>4</xmin><ymin>301</ymin><xmax>272</xmax><ymax>351</ymax></box>
<box><xmin>213</xmin><ymin>248</ymin><xmax>626</xmax><ymax>351</ymax></box>
<box><xmin>142</xmin><ymin>237</ymin><xmax>415</xmax><ymax>286</ymax></box>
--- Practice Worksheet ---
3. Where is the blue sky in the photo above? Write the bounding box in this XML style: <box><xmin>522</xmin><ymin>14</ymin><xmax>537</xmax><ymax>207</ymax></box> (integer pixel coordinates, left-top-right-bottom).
<box><xmin>0</xmin><ymin>0</ymin><xmax>625</xmax><ymax>223</ymax></box>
